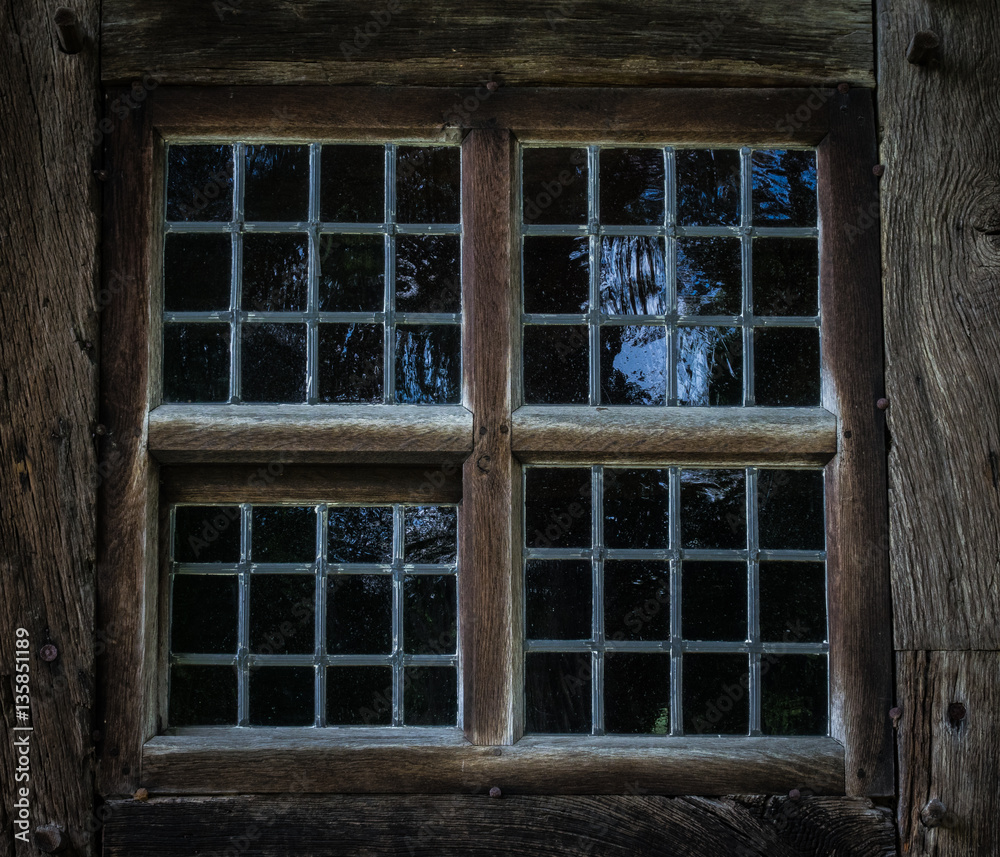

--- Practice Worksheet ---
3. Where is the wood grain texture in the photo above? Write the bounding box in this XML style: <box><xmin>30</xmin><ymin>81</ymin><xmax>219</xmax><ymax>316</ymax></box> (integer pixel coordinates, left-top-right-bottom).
<box><xmin>878</xmin><ymin>0</ymin><xmax>1000</xmax><ymax>649</ymax></box>
<box><xmin>103</xmin><ymin>0</ymin><xmax>874</xmax><ymax>88</ymax></box>
<box><xmin>896</xmin><ymin>652</ymin><xmax>1000</xmax><ymax>857</ymax></box>
<box><xmin>147</xmin><ymin>404</ymin><xmax>473</xmax><ymax>463</ymax></box>
<box><xmin>817</xmin><ymin>89</ymin><xmax>893</xmax><ymax>798</ymax></box>
<box><xmin>102</xmin><ymin>793</ymin><xmax>895</xmax><ymax>857</ymax></box>
<box><xmin>512</xmin><ymin>406</ymin><xmax>837</xmax><ymax>465</ymax></box>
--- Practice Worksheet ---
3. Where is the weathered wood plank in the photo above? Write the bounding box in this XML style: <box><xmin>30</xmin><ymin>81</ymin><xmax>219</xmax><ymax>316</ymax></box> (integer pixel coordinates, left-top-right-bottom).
<box><xmin>0</xmin><ymin>2</ymin><xmax>100</xmax><ymax>852</ymax></box>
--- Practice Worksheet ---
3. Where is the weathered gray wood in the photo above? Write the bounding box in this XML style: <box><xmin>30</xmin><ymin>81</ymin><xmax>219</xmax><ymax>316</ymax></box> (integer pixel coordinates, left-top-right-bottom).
<box><xmin>0</xmin><ymin>2</ymin><xmax>100</xmax><ymax>854</ymax></box>
<box><xmin>102</xmin><ymin>0</ymin><xmax>874</xmax><ymax>88</ymax></box>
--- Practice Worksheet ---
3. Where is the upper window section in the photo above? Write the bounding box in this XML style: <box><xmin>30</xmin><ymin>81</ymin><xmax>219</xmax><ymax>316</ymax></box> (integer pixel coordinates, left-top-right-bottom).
<box><xmin>161</xmin><ymin>143</ymin><xmax>462</xmax><ymax>405</ymax></box>
<box><xmin>521</xmin><ymin>146</ymin><xmax>819</xmax><ymax>407</ymax></box>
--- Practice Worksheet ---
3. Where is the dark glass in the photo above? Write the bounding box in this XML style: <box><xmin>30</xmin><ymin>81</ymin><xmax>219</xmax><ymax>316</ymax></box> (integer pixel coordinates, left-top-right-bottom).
<box><xmin>752</xmin><ymin>149</ymin><xmax>818</xmax><ymax>227</ymax></box>
<box><xmin>240</xmin><ymin>323</ymin><xmax>307</xmax><ymax>403</ymax></box>
<box><xmin>680</xmin><ymin>469</ymin><xmax>746</xmax><ymax>550</ymax></box>
<box><xmin>395</xmin><ymin>235</ymin><xmax>461</xmax><ymax>313</ymax></box>
<box><xmin>248</xmin><ymin>665</ymin><xmax>314</xmax><ymax>726</ymax></box>
<box><xmin>761</xmin><ymin>654</ymin><xmax>828</xmax><ymax>735</ymax></box>
<box><xmin>523</xmin><ymin>325</ymin><xmax>589</xmax><ymax>404</ymax></box>
<box><xmin>249</xmin><ymin>575</ymin><xmax>316</xmax><ymax>655</ymax></box>
<box><xmin>525</xmin><ymin>652</ymin><xmax>591</xmax><ymax>733</ymax></box>
<box><xmin>599</xmin><ymin>148</ymin><xmax>665</xmax><ymax>226</ymax></box>
<box><xmin>327</xmin><ymin>665</ymin><xmax>392</xmax><ymax>726</ymax></box>
<box><xmin>163</xmin><ymin>233</ymin><xmax>231</xmax><ymax>311</ymax></box>
<box><xmin>676</xmin><ymin>149</ymin><xmax>740</xmax><ymax>226</ymax></box>
<box><xmin>163</xmin><ymin>323</ymin><xmax>230</xmax><ymax>403</ymax></box>
<box><xmin>404</xmin><ymin>506</ymin><xmax>457</xmax><ymax>564</ymax></box>
<box><xmin>396</xmin><ymin>147</ymin><xmax>461</xmax><ymax>224</ymax></box>
<box><xmin>604</xmin><ymin>469</ymin><xmax>670</xmax><ymax>550</ymax></box>
<box><xmin>173</xmin><ymin>505</ymin><xmax>240</xmax><ymax>563</ymax></box>
<box><xmin>524</xmin><ymin>467</ymin><xmax>592</xmax><ymax>549</ymax></box>
<box><xmin>169</xmin><ymin>664</ymin><xmax>237</xmax><ymax>726</ymax></box>
<box><xmin>522</xmin><ymin>147</ymin><xmax>588</xmax><ymax>225</ymax></box>
<box><xmin>320</xmin><ymin>144</ymin><xmax>384</xmax><ymax>222</ymax></box>
<box><xmin>241</xmin><ymin>233</ymin><xmax>308</xmax><ymax>312</ymax></box>
<box><xmin>167</xmin><ymin>144</ymin><xmax>234</xmax><ymax>222</ymax></box>
<box><xmin>523</xmin><ymin>236</ymin><xmax>589</xmax><ymax>314</ymax></box>
<box><xmin>244</xmin><ymin>144</ymin><xmax>309</xmax><ymax>222</ymax></box>
<box><xmin>604</xmin><ymin>560</ymin><xmax>670</xmax><ymax>642</ymax></box>
<box><xmin>251</xmin><ymin>506</ymin><xmax>316</xmax><ymax>563</ymax></box>
<box><xmin>676</xmin><ymin>326</ymin><xmax>742</xmax><ymax>406</ymax></box>
<box><xmin>757</xmin><ymin>469</ymin><xmax>825</xmax><ymax>550</ymax></box>
<box><xmin>170</xmin><ymin>575</ymin><xmax>238</xmax><ymax>654</ymax></box>
<box><xmin>327</xmin><ymin>574</ymin><xmax>392</xmax><ymax>654</ymax></box>
<box><xmin>677</xmin><ymin>238</ymin><xmax>742</xmax><ymax>316</ymax></box>
<box><xmin>318</xmin><ymin>323</ymin><xmax>384</xmax><ymax>404</ymax></box>
<box><xmin>600</xmin><ymin>237</ymin><xmax>666</xmax><ymax>315</ymax></box>
<box><xmin>754</xmin><ymin>327</ymin><xmax>820</xmax><ymax>407</ymax></box>
<box><xmin>760</xmin><ymin>562</ymin><xmax>827</xmax><ymax>643</ymax></box>
<box><xmin>604</xmin><ymin>653</ymin><xmax>670</xmax><ymax>734</ymax></box>
<box><xmin>394</xmin><ymin>324</ymin><xmax>461</xmax><ymax>404</ymax></box>
<box><xmin>753</xmin><ymin>238</ymin><xmax>818</xmax><ymax>317</ymax></box>
<box><xmin>327</xmin><ymin>506</ymin><xmax>393</xmax><ymax>563</ymax></box>
<box><xmin>404</xmin><ymin>574</ymin><xmax>457</xmax><ymax>655</ymax></box>
<box><xmin>405</xmin><ymin>666</ymin><xmax>458</xmax><ymax>726</ymax></box>
<box><xmin>318</xmin><ymin>234</ymin><xmax>384</xmax><ymax>312</ymax></box>
<box><xmin>682</xmin><ymin>561</ymin><xmax>748</xmax><ymax>642</ymax></box>
<box><xmin>525</xmin><ymin>560</ymin><xmax>591</xmax><ymax>640</ymax></box>
<box><xmin>600</xmin><ymin>325</ymin><xmax>666</xmax><ymax>405</ymax></box>
<box><xmin>682</xmin><ymin>653</ymin><xmax>749</xmax><ymax>735</ymax></box>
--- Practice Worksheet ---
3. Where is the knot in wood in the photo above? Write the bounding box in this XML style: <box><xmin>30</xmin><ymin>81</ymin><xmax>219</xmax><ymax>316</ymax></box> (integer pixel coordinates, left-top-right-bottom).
<box><xmin>947</xmin><ymin>702</ymin><xmax>967</xmax><ymax>727</ymax></box>
<box><xmin>476</xmin><ymin>454</ymin><xmax>492</xmax><ymax>473</ymax></box>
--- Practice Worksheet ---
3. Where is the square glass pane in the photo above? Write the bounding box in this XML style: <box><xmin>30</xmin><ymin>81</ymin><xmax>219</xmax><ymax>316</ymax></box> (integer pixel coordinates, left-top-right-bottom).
<box><xmin>525</xmin><ymin>652</ymin><xmax>592</xmax><ymax>733</ymax></box>
<box><xmin>753</xmin><ymin>238</ymin><xmax>818</xmax><ymax>317</ymax></box>
<box><xmin>395</xmin><ymin>235</ymin><xmax>461</xmax><ymax>313</ymax></box>
<box><xmin>394</xmin><ymin>324</ymin><xmax>461</xmax><ymax>404</ymax></box>
<box><xmin>404</xmin><ymin>506</ymin><xmax>457</xmax><ymax>564</ymax></box>
<box><xmin>404</xmin><ymin>574</ymin><xmax>457</xmax><ymax>655</ymax></box>
<box><xmin>760</xmin><ymin>561</ymin><xmax>827</xmax><ymax>643</ymax></box>
<box><xmin>241</xmin><ymin>233</ymin><xmax>308</xmax><ymax>312</ymax></box>
<box><xmin>405</xmin><ymin>666</ymin><xmax>458</xmax><ymax>726</ymax></box>
<box><xmin>240</xmin><ymin>323</ymin><xmax>307</xmax><ymax>403</ymax></box>
<box><xmin>524</xmin><ymin>467</ymin><xmax>592</xmax><ymax>549</ymax></box>
<box><xmin>396</xmin><ymin>147</ymin><xmax>460</xmax><ymax>224</ymax></box>
<box><xmin>599</xmin><ymin>236</ymin><xmax>666</xmax><ymax>315</ymax></box>
<box><xmin>605</xmin><ymin>653</ymin><xmax>670</xmax><ymax>734</ymax></box>
<box><xmin>599</xmin><ymin>148</ymin><xmax>665</xmax><ymax>226</ymax></box>
<box><xmin>244</xmin><ymin>144</ymin><xmax>309</xmax><ymax>222</ymax></box>
<box><xmin>682</xmin><ymin>653</ymin><xmax>749</xmax><ymax>735</ymax></box>
<box><xmin>761</xmin><ymin>654</ymin><xmax>828</xmax><ymax>735</ymax></box>
<box><xmin>318</xmin><ymin>234</ymin><xmax>384</xmax><ymax>312</ymax></box>
<box><xmin>320</xmin><ymin>144</ymin><xmax>384</xmax><ymax>222</ymax></box>
<box><xmin>249</xmin><ymin>575</ymin><xmax>316</xmax><ymax>655</ymax></box>
<box><xmin>169</xmin><ymin>664</ymin><xmax>237</xmax><ymax>726</ymax></box>
<box><xmin>680</xmin><ymin>469</ymin><xmax>747</xmax><ymax>550</ymax></box>
<box><xmin>173</xmin><ymin>505</ymin><xmax>241</xmax><ymax>563</ymax></box>
<box><xmin>164</xmin><ymin>233</ymin><xmax>231</xmax><ymax>311</ymax></box>
<box><xmin>522</xmin><ymin>147</ymin><xmax>588</xmax><ymax>225</ymax></box>
<box><xmin>754</xmin><ymin>327</ymin><xmax>820</xmax><ymax>407</ymax></box>
<box><xmin>248</xmin><ymin>665</ymin><xmax>314</xmax><ymax>726</ymax></box>
<box><xmin>604</xmin><ymin>560</ymin><xmax>670</xmax><ymax>642</ymax></box>
<box><xmin>604</xmin><ymin>468</ymin><xmax>669</xmax><ymax>550</ymax></box>
<box><xmin>758</xmin><ymin>470</ymin><xmax>825</xmax><ymax>551</ymax></box>
<box><xmin>327</xmin><ymin>506</ymin><xmax>393</xmax><ymax>563</ymax></box>
<box><xmin>600</xmin><ymin>324</ymin><xmax>666</xmax><ymax>406</ymax></box>
<box><xmin>677</xmin><ymin>237</ymin><xmax>742</xmax><ymax>317</ymax></box>
<box><xmin>251</xmin><ymin>506</ymin><xmax>316</xmax><ymax>563</ymax></box>
<box><xmin>163</xmin><ymin>323</ymin><xmax>230</xmax><ymax>403</ymax></box>
<box><xmin>523</xmin><ymin>325</ymin><xmax>589</xmax><ymax>404</ymax></box>
<box><xmin>523</xmin><ymin>236</ymin><xmax>590</xmax><ymax>314</ymax></box>
<box><xmin>171</xmin><ymin>575</ymin><xmax>238</xmax><ymax>654</ymax></box>
<box><xmin>682</xmin><ymin>561</ymin><xmax>748</xmax><ymax>642</ymax></box>
<box><xmin>676</xmin><ymin>149</ymin><xmax>740</xmax><ymax>226</ymax></box>
<box><xmin>677</xmin><ymin>326</ymin><xmax>742</xmax><ymax>406</ymax></box>
<box><xmin>525</xmin><ymin>560</ymin><xmax>591</xmax><ymax>640</ymax></box>
<box><xmin>327</xmin><ymin>665</ymin><xmax>392</xmax><ymax>726</ymax></box>
<box><xmin>752</xmin><ymin>150</ymin><xmax>818</xmax><ymax>227</ymax></box>
<box><xmin>318</xmin><ymin>323</ymin><xmax>384</xmax><ymax>404</ymax></box>
<box><xmin>327</xmin><ymin>574</ymin><xmax>392</xmax><ymax>654</ymax></box>
<box><xmin>167</xmin><ymin>144</ymin><xmax>234</xmax><ymax>222</ymax></box>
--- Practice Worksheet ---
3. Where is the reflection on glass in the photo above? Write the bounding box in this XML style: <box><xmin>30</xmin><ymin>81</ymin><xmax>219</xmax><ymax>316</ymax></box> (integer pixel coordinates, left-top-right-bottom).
<box><xmin>604</xmin><ymin>561</ymin><xmax>670</xmax><ymax>642</ymax></box>
<box><xmin>396</xmin><ymin>147</ymin><xmax>461</xmax><ymax>224</ymax></box>
<box><xmin>753</xmin><ymin>238</ymin><xmax>818</xmax><ymax>317</ymax></box>
<box><xmin>244</xmin><ymin>144</ymin><xmax>309</xmax><ymax>222</ymax></box>
<box><xmin>320</xmin><ymin>144</ymin><xmax>384</xmax><ymax>222</ymax></box>
<box><xmin>754</xmin><ymin>327</ymin><xmax>820</xmax><ymax>406</ymax></box>
<box><xmin>605</xmin><ymin>653</ymin><xmax>670</xmax><ymax>734</ymax></box>
<box><xmin>327</xmin><ymin>665</ymin><xmax>391</xmax><ymax>725</ymax></box>
<box><xmin>677</xmin><ymin>238</ymin><xmax>741</xmax><ymax>316</ymax></box>
<box><xmin>523</xmin><ymin>236</ymin><xmax>589</xmax><ymax>314</ymax></box>
<box><xmin>164</xmin><ymin>233</ymin><xmax>231</xmax><ymax>311</ymax></box>
<box><xmin>249</xmin><ymin>575</ymin><xmax>316</xmax><ymax>655</ymax></box>
<box><xmin>600</xmin><ymin>325</ymin><xmax>666</xmax><ymax>405</ymax></box>
<box><xmin>173</xmin><ymin>505</ymin><xmax>240</xmax><ymax>563</ymax></box>
<box><xmin>171</xmin><ymin>575</ymin><xmax>239</xmax><ymax>654</ymax></box>
<box><xmin>240</xmin><ymin>323</ymin><xmax>307</xmax><ymax>403</ymax></box>
<box><xmin>682</xmin><ymin>561</ymin><xmax>748</xmax><ymax>641</ymax></box>
<box><xmin>522</xmin><ymin>148</ymin><xmax>588</xmax><ymax>225</ymax></box>
<box><xmin>394</xmin><ymin>325</ymin><xmax>461</xmax><ymax>404</ymax></box>
<box><xmin>604</xmin><ymin>469</ymin><xmax>670</xmax><ymax>549</ymax></box>
<box><xmin>169</xmin><ymin>664</ymin><xmax>237</xmax><ymax>726</ymax></box>
<box><xmin>318</xmin><ymin>234</ymin><xmax>384</xmax><ymax>312</ymax></box>
<box><xmin>524</xmin><ymin>468</ymin><xmax>592</xmax><ymax>549</ymax></box>
<box><xmin>676</xmin><ymin>149</ymin><xmax>740</xmax><ymax>226</ymax></box>
<box><xmin>163</xmin><ymin>323</ymin><xmax>230</xmax><ymax>403</ymax></box>
<box><xmin>403</xmin><ymin>575</ymin><xmax>457</xmax><ymax>655</ymax></box>
<box><xmin>683</xmin><ymin>653</ymin><xmax>749</xmax><ymax>734</ymax></box>
<box><xmin>680</xmin><ymin>469</ymin><xmax>746</xmax><ymax>549</ymax></box>
<box><xmin>600</xmin><ymin>237</ymin><xmax>666</xmax><ymax>315</ymax></box>
<box><xmin>405</xmin><ymin>667</ymin><xmax>458</xmax><ymax>726</ymax></box>
<box><xmin>757</xmin><ymin>470</ymin><xmax>825</xmax><ymax>551</ymax></box>
<box><xmin>242</xmin><ymin>234</ymin><xmax>308</xmax><ymax>312</ymax></box>
<box><xmin>248</xmin><ymin>665</ymin><xmax>314</xmax><ymax>726</ymax></box>
<box><xmin>760</xmin><ymin>562</ymin><xmax>827</xmax><ymax>643</ymax></box>
<box><xmin>525</xmin><ymin>652</ymin><xmax>591</xmax><ymax>733</ymax></box>
<box><xmin>599</xmin><ymin>148</ymin><xmax>665</xmax><ymax>226</ymax></box>
<box><xmin>523</xmin><ymin>325</ymin><xmax>589</xmax><ymax>404</ymax></box>
<box><xmin>752</xmin><ymin>150</ymin><xmax>817</xmax><ymax>227</ymax></box>
<box><xmin>167</xmin><ymin>144</ymin><xmax>234</xmax><ymax>222</ymax></box>
<box><xmin>404</xmin><ymin>506</ymin><xmax>457</xmax><ymax>564</ymax></box>
<box><xmin>395</xmin><ymin>235</ymin><xmax>461</xmax><ymax>313</ymax></box>
<box><xmin>525</xmin><ymin>560</ymin><xmax>591</xmax><ymax>640</ymax></box>
<box><xmin>251</xmin><ymin>506</ymin><xmax>316</xmax><ymax>563</ymax></box>
<box><xmin>676</xmin><ymin>326</ymin><xmax>742</xmax><ymax>406</ymax></box>
<box><xmin>327</xmin><ymin>506</ymin><xmax>393</xmax><ymax>563</ymax></box>
<box><xmin>327</xmin><ymin>574</ymin><xmax>392</xmax><ymax>654</ymax></box>
<box><xmin>761</xmin><ymin>654</ymin><xmax>827</xmax><ymax>735</ymax></box>
<box><xmin>318</xmin><ymin>323</ymin><xmax>384</xmax><ymax>404</ymax></box>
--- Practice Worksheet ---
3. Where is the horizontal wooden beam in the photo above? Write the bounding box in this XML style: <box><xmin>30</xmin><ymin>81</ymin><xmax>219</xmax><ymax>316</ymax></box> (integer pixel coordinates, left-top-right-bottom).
<box><xmin>511</xmin><ymin>406</ymin><xmax>838</xmax><ymax>465</ymax></box>
<box><xmin>147</xmin><ymin>405</ymin><xmax>473</xmax><ymax>464</ymax></box>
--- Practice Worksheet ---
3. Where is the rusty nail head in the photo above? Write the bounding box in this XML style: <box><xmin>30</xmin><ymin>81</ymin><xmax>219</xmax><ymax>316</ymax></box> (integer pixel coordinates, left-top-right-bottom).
<box><xmin>920</xmin><ymin>798</ymin><xmax>947</xmax><ymax>828</ymax></box>
<box><xmin>95</xmin><ymin>423</ymin><xmax>108</xmax><ymax>435</ymax></box>
<box><xmin>33</xmin><ymin>824</ymin><xmax>67</xmax><ymax>853</ymax></box>
<box><xmin>837</xmin><ymin>82</ymin><xmax>850</xmax><ymax>94</ymax></box>
<box><xmin>489</xmin><ymin>786</ymin><xmax>502</xmax><ymax>798</ymax></box>
<box><xmin>40</xmin><ymin>644</ymin><xmax>58</xmax><ymax>662</ymax></box>
<box><xmin>876</xmin><ymin>398</ymin><xmax>889</xmax><ymax>411</ymax></box>
<box><xmin>133</xmin><ymin>788</ymin><xmax>149</xmax><ymax>801</ymax></box>
<box><xmin>907</xmin><ymin>31</ymin><xmax>941</xmax><ymax>66</ymax></box>
<box><xmin>948</xmin><ymin>702</ymin><xmax>967</xmax><ymax>725</ymax></box>
<box><xmin>54</xmin><ymin>7</ymin><xmax>84</xmax><ymax>54</ymax></box>
<box><xmin>873</xmin><ymin>164</ymin><xmax>886</xmax><ymax>177</ymax></box>
<box><xmin>889</xmin><ymin>706</ymin><xmax>903</xmax><ymax>723</ymax></box>
<box><xmin>486</xmin><ymin>80</ymin><xmax>498</xmax><ymax>92</ymax></box>
<box><xmin>788</xmin><ymin>788</ymin><xmax>801</xmax><ymax>801</ymax></box>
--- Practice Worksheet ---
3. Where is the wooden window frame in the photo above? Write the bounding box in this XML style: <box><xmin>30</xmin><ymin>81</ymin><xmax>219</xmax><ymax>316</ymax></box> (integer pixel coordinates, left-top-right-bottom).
<box><xmin>97</xmin><ymin>85</ymin><xmax>891</xmax><ymax>799</ymax></box>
